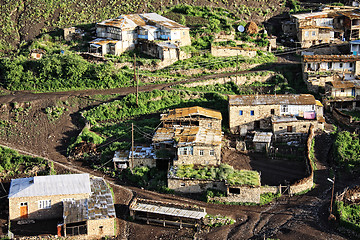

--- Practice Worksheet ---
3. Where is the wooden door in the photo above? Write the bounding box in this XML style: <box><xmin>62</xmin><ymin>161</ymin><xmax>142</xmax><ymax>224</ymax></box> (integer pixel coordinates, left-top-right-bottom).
<box><xmin>20</xmin><ymin>202</ymin><xmax>28</xmax><ymax>219</ymax></box>
<box><xmin>287</xmin><ymin>126</ymin><xmax>293</xmax><ymax>133</ymax></box>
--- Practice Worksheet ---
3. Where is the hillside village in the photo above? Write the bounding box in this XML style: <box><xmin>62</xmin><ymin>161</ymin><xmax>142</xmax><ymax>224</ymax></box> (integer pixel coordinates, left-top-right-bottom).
<box><xmin>1</xmin><ymin>1</ymin><xmax>360</xmax><ymax>239</ymax></box>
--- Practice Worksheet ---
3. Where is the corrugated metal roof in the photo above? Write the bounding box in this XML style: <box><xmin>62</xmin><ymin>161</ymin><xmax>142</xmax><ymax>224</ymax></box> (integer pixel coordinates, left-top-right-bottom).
<box><xmin>161</xmin><ymin>106</ymin><xmax>222</xmax><ymax>121</ymax></box>
<box><xmin>152</xmin><ymin>126</ymin><xmax>222</xmax><ymax>145</ymax></box>
<box><xmin>253</xmin><ymin>132</ymin><xmax>273</xmax><ymax>143</ymax></box>
<box><xmin>292</xmin><ymin>12</ymin><xmax>329</xmax><ymax>20</ymax></box>
<box><xmin>97</xmin><ymin>14</ymin><xmax>146</xmax><ymax>29</ymax></box>
<box><xmin>271</xmin><ymin>115</ymin><xmax>298</xmax><ymax>123</ymax></box>
<box><xmin>129</xmin><ymin>198</ymin><xmax>206</xmax><ymax>220</ymax></box>
<box><xmin>8</xmin><ymin>174</ymin><xmax>91</xmax><ymax>198</ymax></box>
<box><xmin>140</xmin><ymin>13</ymin><xmax>189</xmax><ymax>29</ymax></box>
<box><xmin>303</xmin><ymin>54</ymin><xmax>360</xmax><ymax>62</ymax></box>
<box><xmin>63</xmin><ymin>177</ymin><xmax>116</xmax><ymax>224</ymax></box>
<box><xmin>89</xmin><ymin>38</ymin><xmax>119</xmax><ymax>46</ymax></box>
<box><xmin>228</xmin><ymin>94</ymin><xmax>316</xmax><ymax>106</ymax></box>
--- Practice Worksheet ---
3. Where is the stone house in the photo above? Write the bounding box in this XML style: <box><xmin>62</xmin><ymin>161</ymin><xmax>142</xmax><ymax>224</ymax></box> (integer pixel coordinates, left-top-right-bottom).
<box><xmin>228</xmin><ymin>94</ymin><xmax>324</xmax><ymax>135</ymax></box>
<box><xmin>152</xmin><ymin>126</ymin><xmax>222</xmax><ymax>166</ymax></box>
<box><xmin>297</xmin><ymin>26</ymin><xmax>334</xmax><ymax>48</ymax></box>
<box><xmin>302</xmin><ymin>54</ymin><xmax>360</xmax><ymax>92</ymax></box>
<box><xmin>153</xmin><ymin>106</ymin><xmax>223</xmax><ymax>166</ymax></box>
<box><xmin>8</xmin><ymin>174</ymin><xmax>116</xmax><ymax>238</ymax></box>
<box><xmin>89</xmin><ymin>13</ymin><xmax>191</xmax><ymax>59</ymax></box>
<box><xmin>325</xmin><ymin>80</ymin><xmax>360</xmax><ymax>98</ymax></box>
<box><xmin>336</xmin><ymin>9</ymin><xmax>360</xmax><ymax>40</ymax></box>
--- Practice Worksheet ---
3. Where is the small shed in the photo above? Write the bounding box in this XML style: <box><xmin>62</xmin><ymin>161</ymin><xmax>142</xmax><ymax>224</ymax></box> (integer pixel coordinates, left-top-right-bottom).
<box><xmin>129</xmin><ymin>198</ymin><xmax>207</xmax><ymax>228</ymax></box>
<box><xmin>253</xmin><ymin>132</ymin><xmax>273</xmax><ymax>152</ymax></box>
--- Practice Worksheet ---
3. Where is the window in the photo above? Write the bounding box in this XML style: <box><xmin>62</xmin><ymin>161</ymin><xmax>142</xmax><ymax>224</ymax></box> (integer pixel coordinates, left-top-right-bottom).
<box><xmin>229</xmin><ymin>188</ymin><xmax>240</xmax><ymax>194</ymax></box>
<box><xmin>340</xmin><ymin>63</ymin><xmax>343</xmax><ymax>68</ymax></box>
<box><xmin>281</xmin><ymin>105</ymin><xmax>288</xmax><ymax>113</ymax></box>
<box><xmin>199</xmin><ymin>150</ymin><xmax>204</xmax><ymax>156</ymax></box>
<box><xmin>341</xmin><ymin>88</ymin><xmax>345</xmax><ymax>92</ymax></box>
<box><xmin>279</xmin><ymin>127</ymin><xmax>283</xmax><ymax>129</ymax></box>
<box><xmin>350</xmin><ymin>63</ymin><xmax>353</xmax><ymax>68</ymax></box>
<box><xmin>20</xmin><ymin>202</ymin><xmax>28</xmax><ymax>206</ymax></box>
<box><xmin>62</xmin><ymin>198</ymin><xmax>74</xmax><ymax>202</ymax></box>
<box><xmin>179</xmin><ymin>147</ymin><xmax>193</xmax><ymax>155</ymax></box>
<box><xmin>328</xmin><ymin>62</ymin><xmax>332</xmax><ymax>69</ymax></box>
<box><xmin>239</xmin><ymin>110</ymin><xmax>243</xmax><ymax>116</ymax></box>
<box><xmin>38</xmin><ymin>200</ymin><xmax>51</xmax><ymax>209</ymax></box>
<box><xmin>307</xmin><ymin>63</ymin><xmax>311</xmax><ymax>69</ymax></box>
<box><xmin>312</xmin><ymin>31</ymin><xmax>316</xmax><ymax>36</ymax></box>
<box><xmin>213</xmin><ymin>184</ymin><xmax>217</xmax><ymax>188</ymax></box>
<box><xmin>180</xmin><ymin>183</ymin><xmax>185</xmax><ymax>187</ymax></box>
<box><xmin>208</xmin><ymin>123</ymin><xmax>212</xmax><ymax>128</ymax></box>
<box><xmin>305</xmin><ymin>31</ymin><xmax>309</xmax><ymax>37</ymax></box>
<box><xmin>271</xmin><ymin>109</ymin><xmax>275</xmax><ymax>115</ymax></box>
<box><xmin>183</xmin><ymin>32</ymin><xmax>185</xmax><ymax>35</ymax></box>
<box><xmin>209</xmin><ymin>150</ymin><xmax>215</xmax><ymax>156</ymax></box>
<box><xmin>250</xmin><ymin>110</ymin><xmax>254</xmax><ymax>116</ymax></box>
<box><xmin>303</xmin><ymin>125</ymin><xmax>307</xmax><ymax>128</ymax></box>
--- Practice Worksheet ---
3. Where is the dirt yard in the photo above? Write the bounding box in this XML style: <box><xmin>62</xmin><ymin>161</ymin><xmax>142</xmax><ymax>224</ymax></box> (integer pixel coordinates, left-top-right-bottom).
<box><xmin>0</xmin><ymin>85</ymin><xmax>355</xmax><ymax>239</ymax></box>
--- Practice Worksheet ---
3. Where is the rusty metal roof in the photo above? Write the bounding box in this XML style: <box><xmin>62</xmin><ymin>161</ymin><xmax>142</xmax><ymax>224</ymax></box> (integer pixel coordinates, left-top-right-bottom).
<box><xmin>63</xmin><ymin>177</ymin><xmax>116</xmax><ymax>224</ymax></box>
<box><xmin>161</xmin><ymin>106</ymin><xmax>222</xmax><ymax>121</ymax></box>
<box><xmin>90</xmin><ymin>38</ymin><xmax>119</xmax><ymax>46</ymax></box>
<box><xmin>338</xmin><ymin>10</ymin><xmax>360</xmax><ymax>19</ymax></box>
<box><xmin>303</xmin><ymin>55</ymin><xmax>360</xmax><ymax>62</ymax></box>
<box><xmin>129</xmin><ymin>198</ymin><xmax>207</xmax><ymax>220</ymax></box>
<box><xmin>152</xmin><ymin>126</ymin><xmax>222</xmax><ymax>146</ymax></box>
<box><xmin>329</xmin><ymin>80</ymin><xmax>360</xmax><ymax>88</ymax></box>
<box><xmin>97</xmin><ymin>14</ymin><xmax>146</xmax><ymax>29</ymax></box>
<box><xmin>228</xmin><ymin>94</ymin><xmax>316</xmax><ymax>106</ymax></box>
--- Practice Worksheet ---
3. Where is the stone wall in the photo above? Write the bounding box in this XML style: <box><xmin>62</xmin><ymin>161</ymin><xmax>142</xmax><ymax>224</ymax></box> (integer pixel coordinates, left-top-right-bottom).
<box><xmin>167</xmin><ymin>178</ymin><xmax>226</xmax><ymax>193</ymax></box>
<box><xmin>229</xmin><ymin>104</ymin><xmax>281</xmax><ymax>134</ymax></box>
<box><xmin>260</xmin><ymin>186</ymin><xmax>280</xmax><ymax>194</ymax></box>
<box><xmin>87</xmin><ymin>218</ymin><xmax>115</xmax><ymax>238</ymax></box>
<box><xmin>289</xmin><ymin>125</ymin><xmax>314</xmax><ymax>195</ymax></box>
<box><xmin>333</xmin><ymin>107</ymin><xmax>352</xmax><ymax>125</ymax></box>
<box><xmin>9</xmin><ymin>193</ymin><xmax>89</xmax><ymax>221</ymax></box>
<box><xmin>199</xmin><ymin>119</ymin><xmax>222</xmax><ymax>131</ymax></box>
<box><xmin>211</xmin><ymin>186</ymin><xmax>261</xmax><ymax>203</ymax></box>
<box><xmin>272</xmin><ymin>119</ymin><xmax>324</xmax><ymax>135</ymax></box>
<box><xmin>175</xmin><ymin>145</ymin><xmax>221</xmax><ymax>166</ymax></box>
<box><xmin>304</xmin><ymin>73</ymin><xmax>335</xmax><ymax>92</ymax></box>
<box><xmin>181</xmin><ymin>73</ymin><xmax>272</xmax><ymax>88</ymax></box>
<box><xmin>133</xmin><ymin>157</ymin><xmax>157</xmax><ymax>168</ymax></box>
<box><xmin>211</xmin><ymin>46</ymin><xmax>257</xmax><ymax>58</ymax></box>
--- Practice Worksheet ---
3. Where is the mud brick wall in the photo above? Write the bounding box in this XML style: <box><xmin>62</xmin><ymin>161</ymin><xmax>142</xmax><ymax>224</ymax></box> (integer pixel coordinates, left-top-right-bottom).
<box><xmin>87</xmin><ymin>218</ymin><xmax>115</xmax><ymax>238</ymax></box>
<box><xmin>304</xmin><ymin>73</ymin><xmax>334</xmax><ymax>92</ymax></box>
<box><xmin>229</xmin><ymin>104</ymin><xmax>281</xmax><ymax>134</ymax></box>
<box><xmin>175</xmin><ymin>145</ymin><xmax>221</xmax><ymax>166</ymax></box>
<box><xmin>9</xmin><ymin>193</ymin><xmax>89</xmax><ymax>221</ymax></box>
<box><xmin>167</xmin><ymin>178</ymin><xmax>226</xmax><ymax>193</ymax></box>
<box><xmin>211</xmin><ymin>46</ymin><xmax>257</xmax><ymax>58</ymax></box>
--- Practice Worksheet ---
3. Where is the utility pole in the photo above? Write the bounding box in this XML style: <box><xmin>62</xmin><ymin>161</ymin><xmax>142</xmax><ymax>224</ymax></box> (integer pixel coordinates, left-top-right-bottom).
<box><xmin>131</xmin><ymin>123</ymin><xmax>134</xmax><ymax>170</ymax></box>
<box><xmin>236</xmin><ymin>54</ymin><xmax>239</xmax><ymax>83</ymax></box>
<box><xmin>328</xmin><ymin>176</ymin><xmax>336</xmax><ymax>220</ymax></box>
<box><xmin>134</xmin><ymin>54</ymin><xmax>138</xmax><ymax>106</ymax></box>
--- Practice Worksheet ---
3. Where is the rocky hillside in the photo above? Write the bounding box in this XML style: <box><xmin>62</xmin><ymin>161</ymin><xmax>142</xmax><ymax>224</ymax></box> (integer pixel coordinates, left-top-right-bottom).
<box><xmin>0</xmin><ymin>0</ymin><xmax>291</xmax><ymax>55</ymax></box>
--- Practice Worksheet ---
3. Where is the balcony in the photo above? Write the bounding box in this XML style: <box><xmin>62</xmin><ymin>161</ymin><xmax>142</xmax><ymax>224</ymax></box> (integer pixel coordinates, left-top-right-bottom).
<box><xmin>160</xmin><ymin>35</ymin><xmax>171</xmax><ymax>40</ymax></box>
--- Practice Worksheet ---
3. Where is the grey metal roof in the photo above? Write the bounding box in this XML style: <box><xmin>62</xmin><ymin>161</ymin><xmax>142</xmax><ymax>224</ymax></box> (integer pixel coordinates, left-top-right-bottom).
<box><xmin>272</xmin><ymin>115</ymin><xmax>298</xmax><ymax>123</ymax></box>
<box><xmin>253</xmin><ymin>132</ymin><xmax>273</xmax><ymax>143</ymax></box>
<box><xmin>63</xmin><ymin>177</ymin><xmax>116</xmax><ymax>224</ymax></box>
<box><xmin>130</xmin><ymin>199</ymin><xmax>207</xmax><ymax>220</ymax></box>
<box><xmin>8</xmin><ymin>174</ymin><xmax>91</xmax><ymax>198</ymax></box>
